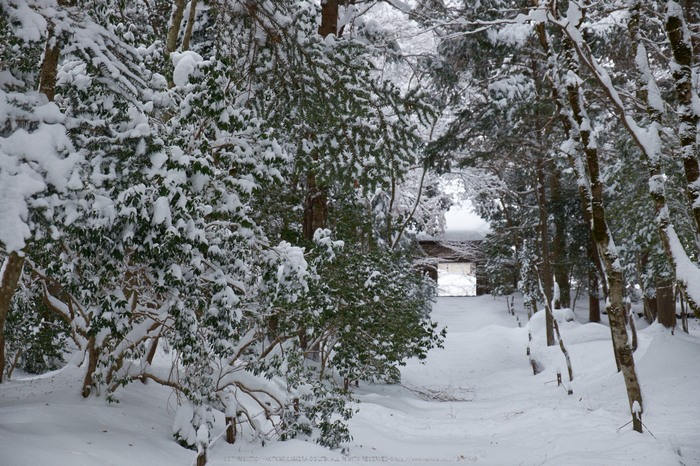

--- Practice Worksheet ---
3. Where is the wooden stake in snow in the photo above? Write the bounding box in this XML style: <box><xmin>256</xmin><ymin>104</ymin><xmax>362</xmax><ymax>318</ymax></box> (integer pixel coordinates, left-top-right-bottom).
<box><xmin>632</xmin><ymin>401</ymin><xmax>642</xmax><ymax>434</ymax></box>
<box><xmin>196</xmin><ymin>425</ymin><xmax>208</xmax><ymax>466</ymax></box>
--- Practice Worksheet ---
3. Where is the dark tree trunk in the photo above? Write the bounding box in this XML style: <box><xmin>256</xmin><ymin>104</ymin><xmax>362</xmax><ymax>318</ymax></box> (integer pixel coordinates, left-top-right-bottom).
<box><xmin>225</xmin><ymin>416</ymin><xmax>236</xmax><ymax>444</ymax></box>
<box><xmin>588</xmin><ymin>268</ymin><xmax>600</xmax><ymax>323</ymax></box>
<box><xmin>0</xmin><ymin>252</ymin><xmax>24</xmax><ymax>383</ymax></box>
<box><xmin>318</xmin><ymin>0</ymin><xmax>339</xmax><ymax>37</ymax></box>
<box><xmin>656</xmin><ymin>279</ymin><xmax>676</xmax><ymax>329</ymax></box>
<box><xmin>302</xmin><ymin>173</ymin><xmax>328</xmax><ymax>241</ymax></box>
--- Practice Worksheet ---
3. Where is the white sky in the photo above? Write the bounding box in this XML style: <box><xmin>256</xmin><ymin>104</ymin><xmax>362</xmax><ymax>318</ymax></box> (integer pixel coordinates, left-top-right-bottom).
<box><xmin>444</xmin><ymin>200</ymin><xmax>491</xmax><ymax>235</ymax></box>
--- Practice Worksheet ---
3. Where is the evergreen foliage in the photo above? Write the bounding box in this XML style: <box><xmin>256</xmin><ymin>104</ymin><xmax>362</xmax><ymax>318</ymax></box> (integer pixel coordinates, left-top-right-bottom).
<box><xmin>0</xmin><ymin>0</ymin><xmax>443</xmax><ymax>452</ymax></box>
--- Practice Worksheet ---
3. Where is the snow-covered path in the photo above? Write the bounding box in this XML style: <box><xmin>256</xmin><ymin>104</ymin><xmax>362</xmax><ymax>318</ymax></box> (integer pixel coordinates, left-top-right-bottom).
<box><xmin>332</xmin><ymin>296</ymin><xmax>696</xmax><ymax>466</ymax></box>
<box><xmin>1</xmin><ymin>295</ymin><xmax>699</xmax><ymax>465</ymax></box>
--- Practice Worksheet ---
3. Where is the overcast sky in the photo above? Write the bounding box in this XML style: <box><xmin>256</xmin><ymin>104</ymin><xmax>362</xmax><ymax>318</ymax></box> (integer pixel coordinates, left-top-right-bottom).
<box><xmin>444</xmin><ymin>200</ymin><xmax>491</xmax><ymax>236</ymax></box>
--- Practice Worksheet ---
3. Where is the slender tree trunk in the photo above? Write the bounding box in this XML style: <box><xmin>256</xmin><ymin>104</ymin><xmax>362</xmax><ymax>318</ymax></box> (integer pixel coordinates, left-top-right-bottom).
<box><xmin>0</xmin><ymin>333</ymin><xmax>5</xmax><ymax>381</ymax></box>
<box><xmin>166</xmin><ymin>0</ymin><xmax>186</xmax><ymax>55</ymax></box>
<box><xmin>535</xmin><ymin>20</ymin><xmax>607</xmax><ymax>302</ymax></box>
<box><xmin>561</xmin><ymin>33</ymin><xmax>643</xmax><ymax>432</ymax></box>
<box><xmin>535</xmin><ymin>161</ymin><xmax>555</xmax><ymax>346</ymax></box>
<box><xmin>301</xmin><ymin>0</ymin><xmax>337</xmax><ymax>241</ymax></box>
<box><xmin>302</xmin><ymin>0</ymin><xmax>338</xmax><ymax>241</ymax></box>
<box><xmin>646</xmin><ymin>292</ymin><xmax>658</xmax><ymax>324</ymax></box>
<box><xmin>636</xmin><ymin>251</ymin><xmax>656</xmax><ymax>324</ymax></box>
<box><xmin>181</xmin><ymin>0</ymin><xmax>198</xmax><ymax>51</ymax></box>
<box><xmin>534</xmin><ymin>12</ymin><xmax>643</xmax><ymax>431</ymax></box>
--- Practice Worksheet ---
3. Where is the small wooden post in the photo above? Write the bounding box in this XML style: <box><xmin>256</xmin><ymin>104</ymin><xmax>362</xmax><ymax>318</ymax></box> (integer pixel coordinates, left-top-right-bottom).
<box><xmin>632</xmin><ymin>401</ymin><xmax>642</xmax><ymax>433</ymax></box>
<box><xmin>556</xmin><ymin>369</ymin><xmax>562</xmax><ymax>386</ymax></box>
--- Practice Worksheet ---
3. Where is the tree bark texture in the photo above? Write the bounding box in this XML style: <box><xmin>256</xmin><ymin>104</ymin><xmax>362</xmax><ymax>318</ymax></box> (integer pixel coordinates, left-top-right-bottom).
<box><xmin>562</xmin><ymin>38</ymin><xmax>643</xmax><ymax>432</ymax></box>
<box><xmin>166</xmin><ymin>0</ymin><xmax>187</xmax><ymax>55</ymax></box>
<box><xmin>181</xmin><ymin>0</ymin><xmax>198</xmax><ymax>51</ymax></box>
<box><xmin>318</xmin><ymin>0</ymin><xmax>339</xmax><ymax>37</ymax></box>
<box><xmin>39</xmin><ymin>31</ymin><xmax>61</xmax><ymax>101</ymax></box>
<box><xmin>302</xmin><ymin>173</ymin><xmax>328</xmax><ymax>241</ymax></box>
<box><xmin>665</xmin><ymin>4</ymin><xmax>700</xmax><ymax>235</ymax></box>
<box><xmin>82</xmin><ymin>336</ymin><xmax>99</xmax><ymax>398</ymax></box>
<box><xmin>0</xmin><ymin>252</ymin><xmax>25</xmax><ymax>383</ymax></box>
<box><xmin>656</xmin><ymin>279</ymin><xmax>676</xmax><ymax>329</ymax></box>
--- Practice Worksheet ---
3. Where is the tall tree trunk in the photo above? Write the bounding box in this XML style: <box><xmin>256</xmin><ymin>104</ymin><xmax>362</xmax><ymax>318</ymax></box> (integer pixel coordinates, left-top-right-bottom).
<box><xmin>534</xmin><ymin>12</ymin><xmax>643</xmax><ymax>431</ymax></box>
<box><xmin>535</xmin><ymin>20</ymin><xmax>607</xmax><ymax>301</ymax></box>
<box><xmin>0</xmin><ymin>333</ymin><xmax>4</xmax><ymax>381</ymax></box>
<box><xmin>302</xmin><ymin>0</ymin><xmax>338</xmax><ymax>241</ymax></box>
<box><xmin>535</xmin><ymin>160</ymin><xmax>555</xmax><ymax>346</ymax></box>
<box><xmin>665</xmin><ymin>2</ymin><xmax>700</xmax><ymax>236</ymax></box>
<box><xmin>561</xmin><ymin>32</ymin><xmax>643</xmax><ymax>432</ymax></box>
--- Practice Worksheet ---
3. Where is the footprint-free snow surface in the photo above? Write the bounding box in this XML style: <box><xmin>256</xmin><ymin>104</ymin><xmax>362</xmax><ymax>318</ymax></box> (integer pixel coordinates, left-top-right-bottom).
<box><xmin>1</xmin><ymin>295</ymin><xmax>698</xmax><ymax>465</ymax></box>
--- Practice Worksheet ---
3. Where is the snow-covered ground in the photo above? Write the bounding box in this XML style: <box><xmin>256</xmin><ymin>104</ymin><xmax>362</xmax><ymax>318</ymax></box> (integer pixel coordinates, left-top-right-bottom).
<box><xmin>1</xmin><ymin>295</ymin><xmax>698</xmax><ymax>465</ymax></box>
<box><xmin>437</xmin><ymin>271</ymin><xmax>476</xmax><ymax>296</ymax></box>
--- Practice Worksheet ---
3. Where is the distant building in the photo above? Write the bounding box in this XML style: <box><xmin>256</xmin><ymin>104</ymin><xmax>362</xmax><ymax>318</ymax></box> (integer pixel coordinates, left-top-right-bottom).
<box><xmin>416</xmin><ymin>230</ymin><xmax>489</xmax><ymax>296</ymax></box>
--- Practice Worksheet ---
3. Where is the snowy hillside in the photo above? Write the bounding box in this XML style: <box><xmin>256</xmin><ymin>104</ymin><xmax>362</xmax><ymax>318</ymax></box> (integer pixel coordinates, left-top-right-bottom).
<box><xmin>1</xmin><ymin>295</ymin><xmax>698</xmax><ymax>465</ymax></box>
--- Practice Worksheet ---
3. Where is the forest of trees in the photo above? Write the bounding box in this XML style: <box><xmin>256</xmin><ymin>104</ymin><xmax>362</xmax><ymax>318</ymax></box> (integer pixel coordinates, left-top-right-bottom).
<box><xmin>1</xmin><ymin>0</ymin><xmax>699</xmax><ymax>457</ymax></box>
<box><xmin>411</xmin><ymin>0</ymin><xmax>700</xmax><ymax>434</ymax></box>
